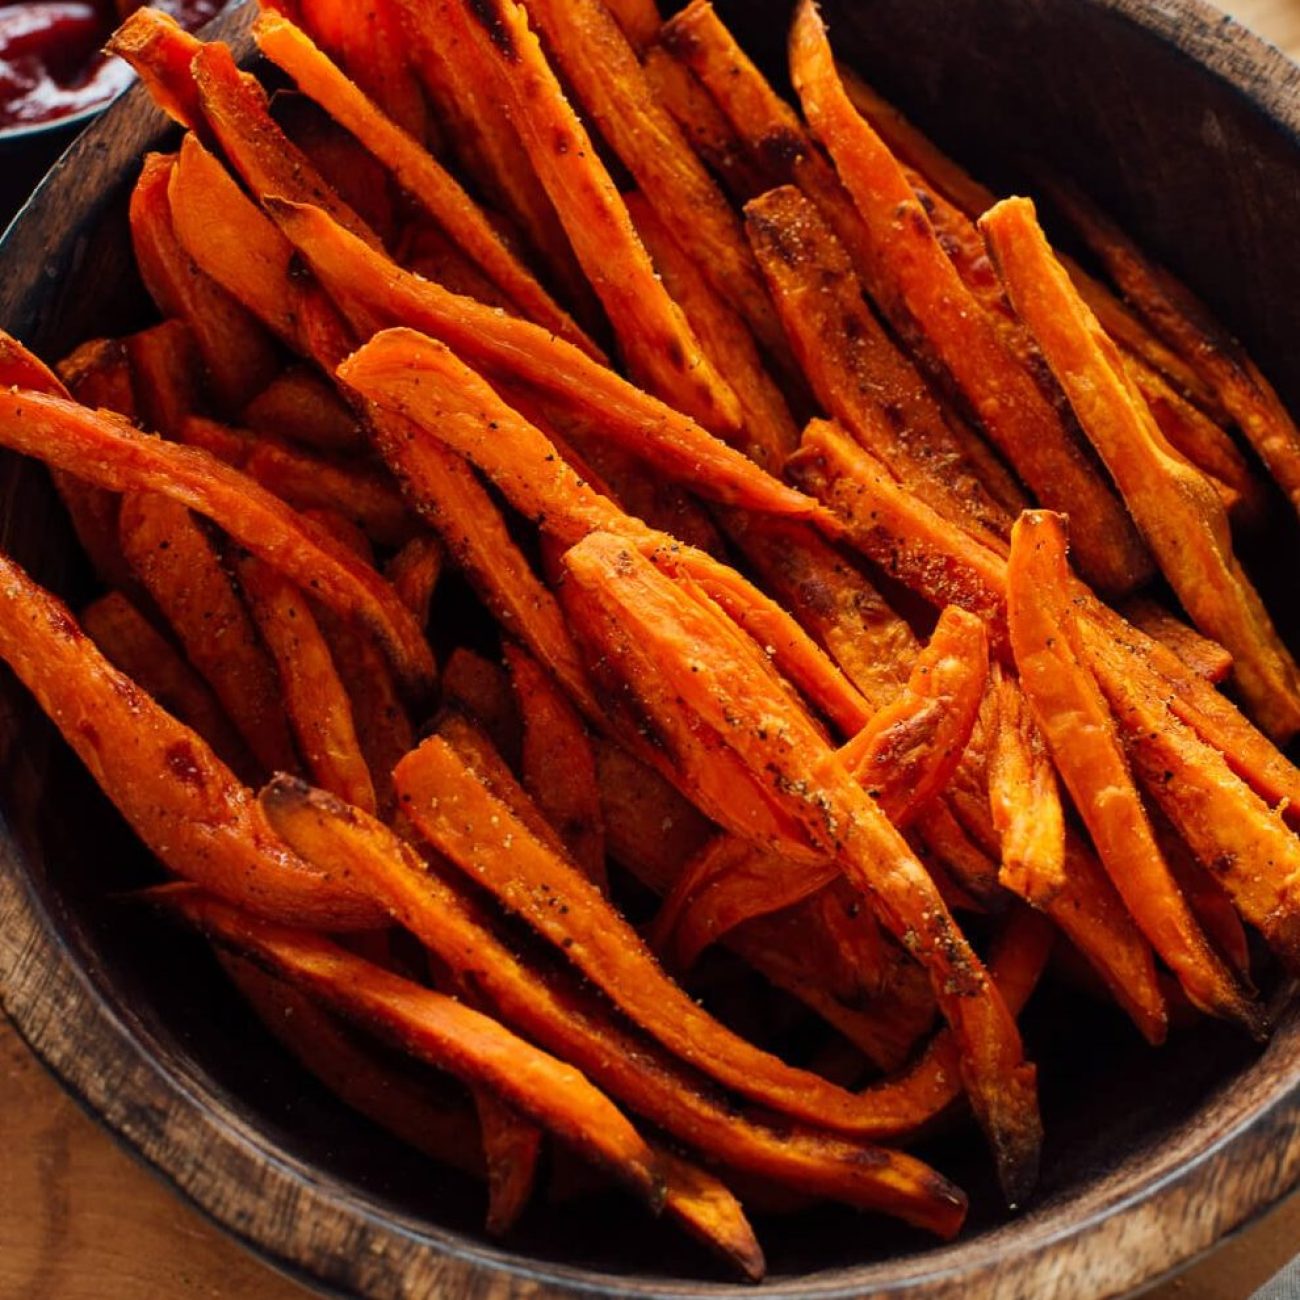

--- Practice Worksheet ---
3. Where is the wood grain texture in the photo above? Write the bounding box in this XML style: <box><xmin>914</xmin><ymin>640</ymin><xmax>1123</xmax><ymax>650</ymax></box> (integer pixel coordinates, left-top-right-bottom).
<box><xmin>4</xmin><ymin>2</ymin><xmax>1300</xmax><ymax>1299</ymax></box>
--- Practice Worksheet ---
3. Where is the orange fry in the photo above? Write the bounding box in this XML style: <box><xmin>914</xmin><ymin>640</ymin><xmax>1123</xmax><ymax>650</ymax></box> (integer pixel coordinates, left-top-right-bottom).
<box><xmin>0</xmin><ymin>551</ymin><xmax>380</xmax><ymax>928</ymax></box>
<box><xmin>981</xmin><ymin>196</ymin><xmax>1300</xmax><ymax>740</ymax></box>
<box><xmin>130</xmin><ymin>152</ymin><xmax>280</xmax><ymax>412</ymax></box>
<box><xmin>271</xmin><ymin>202</ymin><xmax>811</xmax><ymax>519</ymax></box>
<box><xmin>0</xmin><ymin>387</ymin><xmax>434</xmax><ymax>691</ymax></box>
<box><xmin>559</xmin><ymin>532</ymin><xmax>1039</xmax><ymax>1203</ymax></box>
<box><xmin>473</xmin><ymin>1093</ymin><xmax>542</xmax><ymax>1238</ymax></box>
<box><xmin>236</xmin><ymin>553</ymin><xmax>377</xmax><ymax>813</ymax></box>
<box><xmin>261</xmin><ymin>775</ymin><xmax>968</xmax><ymax>1240</ymax></box>
<box><xmin>124</xmin><ymin>319</ymin><xmax>202</xmax><ymax>438</ymax></box>
<box><xmin>385</xmin><ymin>534</ymin><xmax>444</xmax><ymax>627</ymax></box>
<box><xmin>505</xmin><ymin>645</ymin><xmax>607</xmax><ymax>890</ymax></box>
<box><xmin>242</xmin><ymin>366</ymin><xmax>364</xmax><ymax>454</ymax></box>
<box><xmin>521</xmin><ymin>0</ymin><xmax>791</xmax><ymax>375</ymax></box>
<box><xmin>1121</xmin><ymin>597</ymin><xmax>1233</xmax><ymax>685</ymax></box>
<box><xmin>441</xmin><ymin>0</ymin><xmax>740</xmax><ymax>434</ymax></box>
<box><xmin>158</xmin><ymin>885</ymin><xmax>664</xmax><ymax>1206</ymax></box>
<box><xmin>252</xmin><ymin>12</ymin><xmax>598</xmax><ymax>359</ymax></box>
<box><xmin>1007</xmin><ymin>510</ymin><xmax>1261</xmax><ymax>1032</ymax></box>
<box><xmin>788</xmin><ymin>2</ymin><xmax>1150</xmax><ymax>596</ymax></box>
<box><xmin>106</xmin><ymin>9</ymin><xmax>206</xmax><ymax>133</ymax></box>
<box><xmin>118</xmin><ymin>492</ymin><xmax>298</xmax><ymax>776</ymax></box>
<box><xmin>603</xmin><ymin>0</ymin><xmax>662</xmax><ymax>50</ymax></box>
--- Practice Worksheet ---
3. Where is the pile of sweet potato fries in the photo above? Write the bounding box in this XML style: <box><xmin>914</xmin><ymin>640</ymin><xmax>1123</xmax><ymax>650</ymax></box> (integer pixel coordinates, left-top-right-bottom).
<box><xmin>1</xmin><ymin>0</ymin><xmax>1299</xmax><ymax>1277</ymax></box>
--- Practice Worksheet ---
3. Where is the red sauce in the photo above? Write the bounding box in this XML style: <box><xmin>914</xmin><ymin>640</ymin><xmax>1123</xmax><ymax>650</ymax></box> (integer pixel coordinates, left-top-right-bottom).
<box><xmin>0</xmin><ymin>1</ymin><xmax>223</xmax><ymax>131</ymax></box>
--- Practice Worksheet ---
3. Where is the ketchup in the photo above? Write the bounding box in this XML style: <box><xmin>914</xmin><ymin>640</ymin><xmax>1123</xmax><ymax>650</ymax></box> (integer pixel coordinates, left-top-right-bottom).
<box><xmin>0</xmin><ymin>1</ymin><xmax>223</xmax><ymax>131</ymax></box>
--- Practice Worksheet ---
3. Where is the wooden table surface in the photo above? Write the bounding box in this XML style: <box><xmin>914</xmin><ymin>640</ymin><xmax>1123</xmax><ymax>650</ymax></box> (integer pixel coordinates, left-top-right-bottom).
<box><xmin>7</xmin><ymin>1</ymin><xmax>1300</xmax><ymax>1297</ymax></box>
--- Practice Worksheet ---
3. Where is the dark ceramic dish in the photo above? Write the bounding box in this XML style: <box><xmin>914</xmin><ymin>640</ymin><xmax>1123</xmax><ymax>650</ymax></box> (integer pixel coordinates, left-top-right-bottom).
<box><xmin>2</xmin><ymin>2</ymin><xmax>1300</xmax><ymax>1297</ymax></box>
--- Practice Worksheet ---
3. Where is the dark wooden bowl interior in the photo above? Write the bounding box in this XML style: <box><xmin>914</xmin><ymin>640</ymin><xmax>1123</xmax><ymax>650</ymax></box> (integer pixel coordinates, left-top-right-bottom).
<box><xmin>2</xmin><ymin>1</ymin><xmax>1300</xmax><ymax>1297</ymax></box>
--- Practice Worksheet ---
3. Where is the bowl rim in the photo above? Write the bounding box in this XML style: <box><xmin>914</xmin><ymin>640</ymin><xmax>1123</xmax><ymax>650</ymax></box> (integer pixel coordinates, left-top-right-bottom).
<box><xmin>2</xmin><ymin>1</ymin><xmax>1300</xmax><ymax>1297</ymax></box>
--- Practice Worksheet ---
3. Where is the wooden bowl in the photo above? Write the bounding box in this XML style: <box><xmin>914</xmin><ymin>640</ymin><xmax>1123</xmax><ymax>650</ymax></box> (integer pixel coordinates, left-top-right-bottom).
<box><xmin>2</xmin><ymin>1</ymin><xmax>1300</xmax><ymax>1296</ymax></box>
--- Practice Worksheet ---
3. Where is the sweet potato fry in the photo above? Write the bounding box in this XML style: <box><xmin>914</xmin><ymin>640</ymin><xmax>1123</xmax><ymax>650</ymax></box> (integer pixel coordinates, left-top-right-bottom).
<box><xmin>441</xmin><ymin>652</ymin><xmax>522</xmax><ymax>766</ymax></box>
<box><xmin>235</xmin><ymin>553</ymin><xmax>377</xmax><ymax>813</ymax></box>
<box><xmin>1083</xmin><ymin>622</ymin><xmax>1300</xmax><ymax>974</ymax></box>
<box><xmin>157</xmin><ymin>884</ymin><xmax>664</xmax><ymax>1205</ymax></box>
<box><xmin>260</xmin><ymin>776</ymin><xmax>968</xmax><ymax>1239</ymax></box>
<box><xmin>397</xmin><ymin>733</ymin><xmax>943</xmax><ymax>1134</ymax></box>
<box><xmin>436</xmin><ymin>0</ymin><xmax>744</xmax><ymax>436</ymax></box>
<box><xmin>0</xmin><ymin>550</ymin><xmax>380</xmax><ymax>927</ymax></box>
<box><xmin>118</xmin><ymin>492</ymin><xmax>299</xmax><ymax>775</ymax></box>
<box><xmin>106</xmin><ymin>9</ymin><xmax>206</xmax><ymax>133</ymax></box>
<box><xmin>124</xmin><ymin>319</ymin><xmax>203</xmax><ymax>438</ymax></box>
<box><xmin>521</xmin><ymin>0</ymin><xmax>790</xmax><ymax>376</ymax></box>
<box><xmin>169</xmin><ymin>135</ymin><xmax>357</xmax><ymax>370</ymax></box>
<box><xmin>1052</xmin><ymin>181</ymin><xmax>1300</xmax><ymax>515</ymax></box>
<box><xmin>272</xmin><ymin>205</ymin><xmax>809</xmax><ymax>520</ymax></box>
<box><xmin>641</xmin><ymin>47</ymin><xmax>768</xmax><ymax>203</ymax></box>
<box><xmin>252</xmin><ymin>12</ymin><xmax>599</xmax><ymax>360</ymax></box>
<box><xmin>81</xmin><ymin>590</ymin><xmax>252</xmax><ymax>779</ymax></box>
<box><xmin>981</xmin><ymin>196</ymin><xmax>1300</xmax><ymax>740</ymax></box>
<box><xmin>505</xmin><ymin>645</ymin><xmax>607</xmax><ymax>890</ymax></box>
<box><xmin>0</xmin><ymin>387</ymin><xmax>434</xmax><ymax>691</ymax></box>
<box><xmin>788</xmin><ymin>420</ymin><xmax>1009</xmax><ymax>641</ymax></box>
<box><xmin>130</xmin><ymin>152</ymin><xmax>280</xmax><ymax>413</ymax></box>
<box><xmin>625</xmin><ymin>191</ymin><xmax>798</xmax><ymax>468</ymax></box>
<box><xmin>193</xmin><ymin>40</ymin><xmax>379</xmax><ymax>249</ymax></box>
<box><xmin>604</xmin><ymin>0</ymin><xmax>662</xmax><ymax>50</ymax></box>
<box><xmin>1007</xmin><ymin>510</ymin><xmax>1261</xmax><ymax>1031</ymax></box>
<box><xmin>718</xmin><ymin>511</ymin><xmax>915</xmax><ymax>709</ymax></box>
<box><xmin>986</xmin><ymin>664</ymin><xmax>1065</xmax><ymax>909</ymax></box>
<box><xmin>559</xmin><ymin>532</ymin><xmax>1039</xmax><ymax>1202</ymax></box>
<box><xmin>388</xmin><ymin>0</ymin><xmax>592</xmax><ymax>315</ymax></box>
<box><xmin>339</xmin><ymin>328</ymin><xmax>870</xmax><ymax>736</ymax></box>
<box><xmin>470</xmin><ymin>1091</ymin><xmax>542</xmax><ymax>1237</ymax></box>
<box><xmin>788</xmin><ymin>3</ymin><xmax>1150</xmax><ymax>597</ymax></box>
<box><xmin>385</xmin><ymin>534</ymin><xmax>443</xmax><ymax>626</ymax></box>
<box><xmin>656</xmin><ymin>605</ymin><xmax>990</xmax><ymax>964</ymax></box>
<box><xmin>654</xmin><ymin>1149</ymin><xmax>763</xmax><ymax>1282</ymax></box>
<box><xmin>746</xmin><ymin>184</ymin><xmax>1011</xmax><ymax>543</ymax></box>
<box><xmin>1121</xmin><ymin>597</ymin><xmax>1233</xmax><ymax>685</ymax></box>
<box><xmin>1</xmin><ymin>334</ymin><xmax>135</xmax><ymax>595</ymax></box>
<box><xmin>241</xmin><ymin>366</ymin><xmax>364</xmax><ymax>454</ymax></box>
<box><xmin>336</xmin><ymin>0</ymin><xmax>429</xmax><ymax>144</ymax></box>
<box><xmin>222</xmin><ymin>953</ymin><xmax>485</xmax><ymax>1178</ymax></box>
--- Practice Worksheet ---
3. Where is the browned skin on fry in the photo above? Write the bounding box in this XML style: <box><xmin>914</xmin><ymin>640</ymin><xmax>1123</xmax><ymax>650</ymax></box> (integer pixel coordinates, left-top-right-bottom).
<box><xmin>745</xmin><ymin>184</ymin><xmax>1011</xmax><ymax>542</ymax></box>
<box><xmin>470</xmin><ymin>1092</ymin><xmax>542</xmax><ymax>1238</ymax></box>
<box><xmin>441</xmin><ymin>653</ymin><xmax>523</xmax><ymax>766</ymax></box>
<box><xmin>559</xmin><ymin>532</ymin><xmax>1039</xmax><ymax>1204</ymax></box>
<box><xmin>192</xmin><ymin>41</ymin><xmax>379</xmax><ymax>249</ymax></box>
<box><xmin>626</xmin><ymin>191</ymin><xmax>799</xmax><ymax>469</ymax></box>
<box><xmin>130</xmin><ymin>152</ymin><xmax>280</xmax><ymax>413</ymax></box>
<box><xmin>396</xmin><ymin>733</ymin><xmax>945</xmax><ymax>1137</ymax></box>
<box><xmin>235</xmin><ymin>553</ymin><xmax>377</xmax><ymax>813</ymax></box>
<box><xmin>788</xmin><ymin>3</ymin><xmax>1150</xmax><ymax>596</ymax></box>
<box><xmin>0</xmin><ymin>551</ymin><xmax>380</xmax><ymax>927</ymax></box>
<box><xmin>155</xmin><ymin>884</ymin><xmax>665</xmax><ymax>1206</ymax></box>
<box><xmin>505</xmin><ymin>644</ymin><xmax>607</xmax><ymax>890</ymax></box>
<box><xmin>242</xmin><ymin>367</ymin><xmax>365</xmax><ymax>454</ymax></box>
<box><xmin>268</xmin><ymin>201</ymin><xmax>811</xmax><ymax>519</ymax></box>
<box><xmin>641</xmin><ymin>47</ymin><xmax>769</xmax><ymax>203</ymax></box>
<box><xmin>981</xmin><ymin>196</ymin><xmax>1300</xmax><ymax>741</ymax></box>
<box><xmin>652</xmin><ymin>1149</ymin><xmax>764</xmax><ymax>1283</ymax></box>
<box><xmin>0</xmin><ymin>387</ymin><xmax>434</xmax><ymax>691</ymax></box>
<box><xmin>1082</xmin><ymin>619</ymin><xmax>1300</xmax><ymax>974</ymax></box>
<box><xmin>1008</xmin><ymin>511</ymin><xmax>1261</xmax><ymax>1033</ymax></box>
<box><xmin>57</xmin><ymin>337</ymin><xmax>137</xmax><ymax>417</ymax></box>
<box><xmin>385</xmin><ymin>534</ymin><xmax>444</xmax><ymax>626</ymax></box>
<box><xmin>223</xmin><ymin>952</ymin><xmax>487</xmax><ymax>1178</ymax></box>
<box><xmin>833</xmin><ymin>63</ymin><xmax>1220</xmax><ymax>412</ymax></box>
<box><xmin>106</xmin><ymin>9</ymin><xmax>207</xmax><ymax>133</ymax></box>
<box><xmin>520</xmin><ymin>0</ymin><xmax>791</xmax><ymax>377</ymax></box>
<box><xmin>118</xmin><ymin>492</ymin><xmax>299</xmax><ymax>776</ymax></box>
<box><xmin>440</xmin><ymin>0</ymin><xmax>740</xmax><ymax>435</ymax></box>
<box><xmin>338</xmin><ymin>328</ymin><xmax>869</xmax><ymax>736</ymax></box>
<box><xmin>168</xmin><ymin>136</ymin><xmax>357</xmax><ymax>370</ymax></box>
<box><xmin>362</xmin><ymin>404</ymin><xmax>598</xmax><ymax>721</ymax></box>
<box><xmin>655</xmin><ymin>606</ymin><xmax>989</xmax><ymax>965</ymax></box>
<box><xmin>1121</xmin><ymin>597</ymin><xmax>1233</xmax><ymax>685</ymax></box>
<box><xmin>124</xmin><ymin>319</ymin><xmax>203</xmax><ymax>438</ymax></box>
<box><xmin>789</xmin><ymin>420</ymin><xmax>1009</xmax><ymax>643</ymax></box>
<box><xmin>259</xmin><ymin>776</ymin><xmax>968</xmax><ymax>1239</ymax></box>
<box><xmin>81</xmin><ymin>590</ymin><xmax>252</xmax><ymax>779</ymax></box>
<box><xmin>252</xmin><ymin>12</ymin><xmax>599</xmax><ymax>360</ymax></box>
<box><xmin>1052</xmin><ymin>180</ymin><xmax>1300</xmax><ymax>515</ymax></box>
